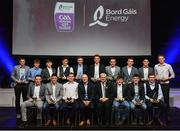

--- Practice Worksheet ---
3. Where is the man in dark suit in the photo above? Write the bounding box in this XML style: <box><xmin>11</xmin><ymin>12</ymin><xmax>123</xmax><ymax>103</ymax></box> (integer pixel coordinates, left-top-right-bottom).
<box><xmin>11</xmin><ymin>57</ymin><xmax>30</xmax><ymax>118</ymax></box>
<box><xmin>41</xmin><ymin>59</ymin><xmax>56</xmax><ymax>83</ymax></box>
<box><xmin>78</xmin><ymin>74</ymin><xmax>94</xmax><ymax>126</ymax></box>
<box><xmin>88</xmin><ymin>54</ymin><xmax>106</xmax><ymax>83</ymax></box>
<box><xmin>112</xmin><ymin>76</ymin><xmax>130</xmax><ymax>125</ymax></box>
<box><xmin>122</xmin><ymin>58</ymin><xmax>139</xmax><ymax>84</ymax></box>
<box><xmin>95</xmin><ymin>73</ymin><xmax>113</xmax><ymax>125</ymax></box>
<box><xmin>20</xmin><ymin>75</ymin><xmax>45</xmax><ymax>127</ymax></box>
<box><xmin>44</xmin><ymin>74</ymin><xmax>63</xmax><ymax>127</ymax></box>
<box><xmin>73</xmin><ymin>57</ymin><xmax>88</xmax><ymax>83</ymax></box>
<box><xmin>138</xmin><ymin>59</ymin><xmax>154</xmax><ymax>83</ymax></box>
<box><xmin>128</xmin><ymin>74</ymin><xmax>147</xmax><ymax>125</ymax></box>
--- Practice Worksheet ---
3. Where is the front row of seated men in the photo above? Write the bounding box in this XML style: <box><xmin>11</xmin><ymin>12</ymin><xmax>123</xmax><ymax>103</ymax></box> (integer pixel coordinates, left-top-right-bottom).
<box><xmin>20</xmin><ymin>72</ymin><xmax>166</xmax><ymax>127</ymax></box>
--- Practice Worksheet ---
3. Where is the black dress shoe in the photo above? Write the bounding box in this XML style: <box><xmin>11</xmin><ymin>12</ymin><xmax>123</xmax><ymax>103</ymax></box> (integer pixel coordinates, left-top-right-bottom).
<box><xmin>19</xmin><ymin>121</ymin><xmax>28</xmax><ymax>128</ymax></box>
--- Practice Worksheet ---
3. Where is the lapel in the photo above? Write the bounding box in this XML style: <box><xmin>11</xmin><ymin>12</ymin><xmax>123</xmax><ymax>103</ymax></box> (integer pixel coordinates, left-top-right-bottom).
<box><xmin>109</xmin><ymin>66</ymin><xmax>113</xmax><ymax>76</ymax></box>
<box><xmin>46</xmin><ymin>68</ymin><xmax>50</xmax><ymax>78</ymax></box>
<box><xmin>17</xmin><ymin>66</ymin><xmax>21</xmax><ymax>79</ymax></box>
<box><xmin>141</xmin><ymin>67</ymin><xmax>144</xmax><ymax>78</ymax></box>
<box><xmin>125</xmin><ymin>66</ymin><xmax>129</xmax><ymax>76</ymax></box>
<box><xmin>114</xmin><ymin>66</ymin><xmax>119</xmax><ymax>75</ymax></box>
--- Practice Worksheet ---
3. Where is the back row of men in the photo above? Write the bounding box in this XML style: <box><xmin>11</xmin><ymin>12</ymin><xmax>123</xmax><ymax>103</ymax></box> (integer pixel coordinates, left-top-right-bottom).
<box><xmin>11</xmin><ymin>54</ymin><xmax>175</xmax><ymax>127</ymax></box>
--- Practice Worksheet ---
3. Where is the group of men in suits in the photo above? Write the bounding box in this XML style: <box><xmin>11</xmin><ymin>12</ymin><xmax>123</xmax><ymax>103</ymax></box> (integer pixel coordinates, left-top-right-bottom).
<box><xmin>11</xmin><ymin>54</ymin><xmax>175</xmax><ymax>127</ymax></box>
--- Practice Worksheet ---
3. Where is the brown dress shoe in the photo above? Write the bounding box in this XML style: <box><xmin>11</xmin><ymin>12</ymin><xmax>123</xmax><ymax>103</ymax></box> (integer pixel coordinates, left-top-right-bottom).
<box><xmin>53</xmin><ymin>120</ymin><xmax>58</xmax><ymax>126</ymax></box>
<box><xmin>79</xmin><ymin>121</ymin><xmax>85</xmax><ymax>126</ymax></box>
<box><xmin>44</xmin><ymin>120</ymin><xmax>51</xmax><ymax>127</ymax></box>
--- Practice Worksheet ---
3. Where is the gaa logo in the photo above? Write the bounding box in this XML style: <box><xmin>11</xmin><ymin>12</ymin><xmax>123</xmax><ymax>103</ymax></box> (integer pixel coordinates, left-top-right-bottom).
<box><xmin>59</xmin><ymin>15</ymin><xmax>71</xmax><ymax>21</ymax></box>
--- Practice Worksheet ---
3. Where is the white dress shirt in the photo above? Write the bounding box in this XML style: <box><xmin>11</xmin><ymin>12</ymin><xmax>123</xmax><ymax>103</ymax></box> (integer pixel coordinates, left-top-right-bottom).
<box><xmin>154</xmin><ymin>63</ymin><xmax>175</xmax><ymax>84</ymax></box>
<box><xmin>94</xmin><ymin>64</ymin><xmax>100</xmax><ymax>79</ymax></box>
<box><xmin>101</xmin><ymin>82</ymin><xmax>106</xmax><ymax>98</ymax></box>
<box><xmin>52</xmin><ymin>84</ymin><xmax>56</xmax><ymax>98</ymax></box>
<box><xmin>143</xmin><ymin>67</ymin><xmax>149</xmax><ymax>80</ymax></box>
<box><xmin>127</xmin><ymin>66</ymin><xmax>132</xmax><ymax>76</ymax></box>
<box><xmin>47</xmin><ymin>67</ymin><xmax>53</xmax><ymax>77</ymax></box>
<box><xmin>63</xmin><ymin>81</ymin><xmax>79</xmax><ymax>99</ymax></box>
<box><xmin>111</xmin><ymin>67</ymin><xmax>116</xmax><ymax>76</ymax></box>
<box><xmin>33</xmin><ymin>85</ymin><xmax>40</xmax><ymax>98</ymax></box>
<box><xmin>117</xmin><ymin>84</ymin><xmax>123</xmax><ymax>99</ymax></box>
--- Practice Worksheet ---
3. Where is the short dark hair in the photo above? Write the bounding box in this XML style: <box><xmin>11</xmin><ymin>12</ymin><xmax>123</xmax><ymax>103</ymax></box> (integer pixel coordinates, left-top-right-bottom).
<box><xmin>110</xmin><ymin>57</ymin><xmax>116</xmax><ymax>61</ymax></box>
<box><xmin>19</xmin><ymin>57</ymin><xmax>26</xmax><ymax>61</ymax></box>
<box><xmin>116</xmin><ymin>75</ymin><xmax>124</xmax><ymax>80</ymax></box>
<box><xmin>158</xmin><ymin>54</ymin><xmax>165</xmax><ymax>58</ymax></box>
<box><xmin>46</xmin><ymin>59</ymin><xmax>52</xmax><ymax>63</ymax></box>
<box><xmin>94</xmin><ymin>54</ymin><xmax>101</xmax><ymax>58</ymax></box>
<box><xmin>127</xmin><ymin>57</ymin><xmax>134</xmax><ymax>61</ymax></box>
<box><xmin>35</xmin><ymin>75</ymin><xmax>42</xmax><ymax>78</ymax></box>
<box><xmin>133</xmin><ymin>74</ymin><xmax>140</xmax><ymax>78</ymax></box>
<box><xmin>51</xmin><ymin>73</ymin><xmax>57</xmax><ymax>77</ymax></box>
<box><xmin>62</xmin><ymin>57</ymin><xmax>69</xmax><ymax>61</ymax></box>
<box><xmin>68</xmin><ymin>73</ymin><xmax>74</xmax><ymax>76</ymax></box>
<box><xmin>148</xmin><ymin>73</ymin><xmax>155</xmax><ymax>78</ymax></box>
<box><xmin>77</xmin><ymin>56</ymin><xmax>83</xmax><ymax>60</ymax></box>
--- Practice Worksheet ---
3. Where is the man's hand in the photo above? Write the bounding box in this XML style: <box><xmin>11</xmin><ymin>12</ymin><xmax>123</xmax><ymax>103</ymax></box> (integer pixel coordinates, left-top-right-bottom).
<box><xmin>70</xmin><ymin>99</ymin><xmax>75</xmax><ymax>103</ymax></box>
<box><xmin>17</xmin><ymin>80</ymin><xmax>21</xmax><ymax>84</ymax></box>
<box><xmin>36</xmin><ymin>98</ymin><xmax>41</xmax><ymax>101</ymax></box>
<box><xmin>150</xmin><ymin>98</ymin><xmax>154</xmax><ymax>103</ymax></box>
<box><xmin>28</xmin><ymin>98</ymin><xmax>33</xmax><ymax>102</ymax></box>
<box><xmin>65</xmin><ymin>99</ymin><xmax>70</xmax><ymax>103</ymax></box>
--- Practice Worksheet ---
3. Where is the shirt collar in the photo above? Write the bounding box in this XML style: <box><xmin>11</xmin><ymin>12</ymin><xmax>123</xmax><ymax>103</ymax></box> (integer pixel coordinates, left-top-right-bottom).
<box><xmin>158</xmin><ymin>63</ymin><xmax>166</xmax><ymax>66</ymax></box>
<box><xmin>62</xmin><ymin>65</ymin><xmax>69</xmax><ymax>68</ymax></box>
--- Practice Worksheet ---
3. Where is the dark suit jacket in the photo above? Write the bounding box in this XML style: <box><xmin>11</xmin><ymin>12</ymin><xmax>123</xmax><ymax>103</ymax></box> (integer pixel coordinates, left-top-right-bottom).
<box><xmin>122</xmin><ymin>66</ymin><xmax>139</xmax><ymax>84</ymax></box>
<box><xmin>127</xmin><ymin>83</ymin><xmax>145</xmax><ymax>101</ymax></box>
<box><xmin>94</xmin><ymin>81</ymin><xmax>113</xmax><ymax>101</ymax></box>
<box><xmin>138</xmin><ymin>67</ymin><xmax>154</xmax><ymax>79</ymax></box>
<box><xmin>88</xmin><ymin>64</ymin><xmax>106</xmax><ymax>78</ymax></box>
<box><xmin>112</xmin><ymin>84</ymin><xmax>129</xmax><ymax>101</ymax></box>
<box><xmin>41</xmin><ymin>68</ymin><xmax>56</xmax><ymax>83</ymax></box>
<box><xmin>27</xmin><ymin>83</ymin><xmax>46</xmax><ymax>101</ymax></box>
<box><xmin>78</xmin><ymin>81</ymin><xmax>94</xmax><ymax>101</ymax></box>
<box><xmin>73</xmin><ymin>64</ymin><xmax>88</xmax><ymax>77</ymax></box>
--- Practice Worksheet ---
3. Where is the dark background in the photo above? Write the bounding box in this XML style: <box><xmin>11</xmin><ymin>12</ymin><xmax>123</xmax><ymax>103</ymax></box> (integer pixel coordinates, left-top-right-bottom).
<box><xmin>0</xmin><ymin>0</ymin><xmax>180</xmax><ymax>88</ymax></box>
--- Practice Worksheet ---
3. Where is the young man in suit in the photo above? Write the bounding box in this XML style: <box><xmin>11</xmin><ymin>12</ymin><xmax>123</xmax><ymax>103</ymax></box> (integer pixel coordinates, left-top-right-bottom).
<box><xmin>78</xmin><ymin>74</ymin><xmax>94</xmax><ymax>126</ymax></box>
<box><xmin>62</xmin><ymin>73</ymin><xmax>79</xmax><ymax>125</ymax></box>
<box><xmin>95</xmin><ymin>73</ymin><xmax>113</xmax><ymax>125</ymax></box>
<box><xmin>144</xmin><ymin>73</ymin><xmax>166</xmax><ymax>126</ymax></box>
<box><xmin>138</xmin><ymin>59</ymin><xmax>154</xmax><ymax>83</ymax></box>
<box><xmin>20</xmin><ymin>75</ymin><xmax>45</xmax><ymax>127</ymax></box>
<box><xmin>106</xmin><ymin>58</ymin><xmax>121</xmax><ymax>83</ymax></box>
<box><xmin>73</xmin><ymin>57</ymin><xmax>88</xmax><ymax>83</ymax></box>
<box><xmin>11</xmin><ymin>57</ymin><xmax>30</xmax><ymax>118</ymax></box>
<box><xmin>44</xmin><ymin>74</ymin><xmax>63</xmax><ymax>127</ymax></box>
<box><xmin>41</xmin><ymin>59</ymin><xmax>56</xmax><ymax>84</ymax></box>
<box><xmin>128</xmin><ymin>74</ymin><xmax>147</xmax><ymax>125</ymax></box>
<box><xmin>112</xmin><ymin>76</ymin><xmax>130</xmax><ymax>125</ymax></box>
<box><xmin>57</xmin><ymin>57</ymin><xmax>73</xmax><ymax>84</ymax></box>
<box><xmin>122</xmin><ymin>58</ymin><xmax>139</xmax><ymax>84</ymax></box>
<box><xmin>88</xmin><ymin>54</ymin><xmax>106</xmax><ymax>83</ymax></box>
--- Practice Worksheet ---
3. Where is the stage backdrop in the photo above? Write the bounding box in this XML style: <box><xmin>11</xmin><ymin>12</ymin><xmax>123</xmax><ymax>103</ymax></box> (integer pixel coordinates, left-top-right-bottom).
<box><xmin>13</xmin><ymin>0</ymin><xmax>151</xmax><ymax>56</ymax></box>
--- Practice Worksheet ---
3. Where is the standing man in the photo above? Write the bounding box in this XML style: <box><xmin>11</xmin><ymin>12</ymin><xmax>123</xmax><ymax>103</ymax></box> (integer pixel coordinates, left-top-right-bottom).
<box><xmin>28</xmin><ymin>59</ymin><xmax>42</xmax><ymax>83</ymax></box>
<box><xmin>20</xmin><ymin>75</ymin><xmax>45</xmax><ymax>127</ymax></box>
<box><xmin>88</xmin><ymin>54</ymin><xmax>106</xmax><ymax>83</ymax></box>
<box><xmin>154</xmin><ymin>54</ymin><xmax>175</xmax><ymax>123</ymax></box>
<box><xmin>138</xmin><ymin>59</ymin><xmax>154</xmax><ymax>83</ymax></box>
<box><xmin>44</xmin><ymin>74</ymin><xmax>63</xmax><ymax>127</ymax></box>
<box><xmin>57</xmin><ymin>58</ymin><xmax>73</xmax><ymax>84</ymax></box>
<box><xmin>73</xmin><ymin>57</ymin><xmax>88</xmax><ymax>83</ymax></box>
<box><xmin>41</xmin><ymin>59</ymin><xmax>56</xmax><ymax>84</ymax></box>
<box><xmin>78</xmin><ymin>74</ymin><xmax>94</xmax><ymax>126</ymax></box>
<box><xmin>95</xmin><ymin>73</ymin><xmax>113</xmax><ymax>125</ymax></box>
<box><xmin>11</xmin><ymin>57</ymin><xmax>30</xmax><ymax>118</ymax></box>
<box><xmin>106</xmin><ymin>58</ymin><xmax>121</xmax><ymax>83</ymax></box>
<box><xmin>122</xmin><ymin>58</ymin><xmax>139</xmax><ymax>84</ymax></box>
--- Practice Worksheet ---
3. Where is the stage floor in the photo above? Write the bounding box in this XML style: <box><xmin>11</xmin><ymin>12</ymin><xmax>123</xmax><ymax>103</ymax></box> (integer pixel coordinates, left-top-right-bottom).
<box><xmin>0</xmin><ymin>107</ymin><xmax>180</xmax><ymax>130</ymax></box>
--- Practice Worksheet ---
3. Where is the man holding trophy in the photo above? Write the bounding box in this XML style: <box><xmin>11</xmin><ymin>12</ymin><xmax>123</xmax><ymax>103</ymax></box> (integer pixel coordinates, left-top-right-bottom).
<box><xmin>44</xmin><ymin>74</ymin><xmax>63</xmax><ymax>127</ymax></box>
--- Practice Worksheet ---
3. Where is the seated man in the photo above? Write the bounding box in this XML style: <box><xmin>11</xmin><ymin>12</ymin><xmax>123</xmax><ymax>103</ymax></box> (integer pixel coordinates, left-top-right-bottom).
<box><xmin>144</xmin><ymin>73</ymin><xmax>166</xmax><ymax>126</ymax></box>
<box><xmin>20</xmin><ymin>75</ymin><xmax>45</xmax><ymax>127</ymax></box>
<box><xmin>62</xmin><ymin>73</ymin><xmax>79</xmax><ymax>125</ymax></box>
<box><xmin>128</xmin><ymin>74</ymin><xmax>147</xmax><ymax>125</ymax></box>
<box><xmin>95</xmin><ymin>73</ymin><xmax>113</xmax><ymax>125</ymax></box>
<box><xmin>78</xmin><ymin>74</ymin><xmax>94</xmax><ymax>126</ymax></box>
<box><xmin>44</xmin><ymin>74</ymin><xmax>63</xmax><ymax>127</ymax></box>
<box><xmin>112</xmin><ymin>76</ymin><xmax>130</xmax><ymax>125</ymax></box>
